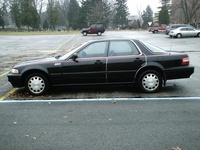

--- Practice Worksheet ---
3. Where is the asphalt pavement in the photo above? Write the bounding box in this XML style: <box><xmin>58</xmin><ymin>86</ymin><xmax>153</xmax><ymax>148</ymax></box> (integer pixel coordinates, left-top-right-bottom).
<box><xmin>0</xmin><ymin>31</ymin><xmax>200</xmax><ymax>150</ymax></box>
<box><xmin>0</xmin><ymin>31</ymin><xmax>200</xmax><ymax>100</ymax></box>
<box><xmin>1</xmin><ymin>98</ymin><xmax>200</xmax><ymax>150</ymax></box>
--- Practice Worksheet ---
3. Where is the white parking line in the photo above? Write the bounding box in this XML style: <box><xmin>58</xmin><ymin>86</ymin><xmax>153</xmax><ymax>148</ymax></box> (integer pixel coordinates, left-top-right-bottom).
<box><xmin>1</xmin><ymin>97</ymin><xmax>200</xmax><ymax>103</ymax></box>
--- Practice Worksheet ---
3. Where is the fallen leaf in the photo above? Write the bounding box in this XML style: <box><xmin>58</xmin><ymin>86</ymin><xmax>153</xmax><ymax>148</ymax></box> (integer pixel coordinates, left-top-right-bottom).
<box><xmin>172</xmin><ymin>147</ymin><xmax>183</xmax><ymax>150</ymax></box>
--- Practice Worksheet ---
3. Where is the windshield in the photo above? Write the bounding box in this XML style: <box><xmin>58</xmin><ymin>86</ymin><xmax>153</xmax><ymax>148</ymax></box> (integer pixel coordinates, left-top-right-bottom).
<box><xmin>59</xmin><ymin>42</ymin><xmax>90</xmax><ymax>60</ymax></box>
<box><xmin>140</xmin><ymin>41</ymin><xmax>167</xmax><ymax>53</ymax></box>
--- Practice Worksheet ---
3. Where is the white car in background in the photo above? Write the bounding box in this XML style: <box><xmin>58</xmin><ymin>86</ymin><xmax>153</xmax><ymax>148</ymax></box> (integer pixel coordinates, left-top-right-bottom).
<box><xmin>169</xmin><ymin>27</ymin><xmax>200</xmax><ymax>38</ymax></box>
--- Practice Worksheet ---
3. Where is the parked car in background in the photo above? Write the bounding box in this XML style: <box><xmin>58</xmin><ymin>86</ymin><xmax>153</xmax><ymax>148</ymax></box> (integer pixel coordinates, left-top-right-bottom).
<box><xmin>169</xmin><ymin>27</ymin><xmax>200</xmax><ymax>38</ymax></box>
<box><xmin>81</xmin><ymin>24</ymin><xmax>105</xmax><ymax>36</ymax></box>
<box><xmin>7</xmin><ymin>39</ymin><xmax>194</xmax><ymax>95</ymax></box>
<box><xmin>165</xmin><ymin>24</ymin><xmax>194</xmax><ymax>35</ymax></box>
<box><xmin>148</xmin><ymin>26</ymin><xmax>166</xmax><ymax>33</ymax></box>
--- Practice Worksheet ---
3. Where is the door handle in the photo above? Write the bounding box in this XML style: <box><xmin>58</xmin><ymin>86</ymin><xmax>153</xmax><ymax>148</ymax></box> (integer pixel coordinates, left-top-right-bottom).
<box><xmin>134</xmin><ymin>58</ymin><xmax>142</xmax><ymax>62</ymax></box>
<box><xmin>95</xmin><ymin>60</ymin><xmax>103</xmax><ymax>65</ymax></box>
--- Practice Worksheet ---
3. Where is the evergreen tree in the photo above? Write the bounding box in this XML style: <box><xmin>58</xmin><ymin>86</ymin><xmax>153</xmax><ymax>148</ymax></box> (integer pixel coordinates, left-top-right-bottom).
<box><xmin>113</xmin><ymin>0</ymin><xmax>129</xmax><ymax>28</ymax></box>
<box><xmin>158</xmin><ymin>5</ymin><xmax>170</xmax><ymax>25</ymax></box>
<box><xmin>0</xmin><ymin>2</ymin><xmax>6</xmax><ymax>29</ymax></box>
<box><xmin>59</xmin><ymin>0</ymin><xmax>70</xmax><ymax>29</ymax></box>
<box><xmin>67</xmin><ymin>0</ymin><xmax>80</xmax><ymax>29</ymax></box>
<box><xmin>43</xmin><ymin>18</ymin><xmax>49</xmax><ymax>30</ymax></box>
<box><xmin>10</xmin><ymin>0</ymin><xmax>40</xmax><ymax>30</ymax></box>
<box><xmin>10</xmin><ymin>0</ymin><xmax>22</xmax><ymax>30</ymax></box>
<box><xmin>160</xmin><ymin>0</ymin><xmax>170</xmax><ymax>6</ymax></box>
<box><xmin>47</xmin><ymin>0</ymin><xmax>60</xmax><ymax>30</ymax></box>
<box><xmin>142</xmin><ymin>5</ymin><xmax>153</xmax><ymax>28</ymax></box>
<box><xmin>0</xmin><ymin>10</ymin><xmax>5</xmax><ymax>28</ymax></box>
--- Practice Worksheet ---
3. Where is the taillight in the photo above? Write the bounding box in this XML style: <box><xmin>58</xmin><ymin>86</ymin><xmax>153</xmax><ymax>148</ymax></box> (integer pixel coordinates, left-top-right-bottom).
<box><xmin>182</xmin><ymin>57</ymin><xmax>190</xmax><ymax>65</ymax></box>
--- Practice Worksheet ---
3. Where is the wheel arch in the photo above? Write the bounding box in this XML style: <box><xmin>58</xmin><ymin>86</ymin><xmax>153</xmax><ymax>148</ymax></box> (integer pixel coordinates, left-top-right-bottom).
<box><xmin>20</xmin><ymin>68</ymin><xmax>50</xmax><ymax>87</ymax></box>
<box><xmin>176</xmin><ymin>33</ymin><xmax>182</xmax><ymax>38</ymax></box>
<box><xmin>134</xmin><ymin>65</ymin><xmax>166</xmax><ymax>83</ymax></box>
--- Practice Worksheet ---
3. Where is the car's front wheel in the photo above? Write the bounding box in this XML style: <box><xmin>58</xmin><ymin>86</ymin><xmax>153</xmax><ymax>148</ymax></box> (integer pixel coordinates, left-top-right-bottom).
<box><xmin>197</xmin><ymin>33</ymin><xmax>200</xmax><ymax>37</ymax></box>
<box><xmin>83</xmin><ymin>32</ymin><xmax>87</xmax><ymax>36</ymax></box>
<box><xmin>25</xmin><ymin>73</ymin><xmax>49</xmax><ymax>95</ymax></box>
<box><xmin>138</xmin><ymin>70</ymin><xmax>162</xmax><ymax>93</ymax></box>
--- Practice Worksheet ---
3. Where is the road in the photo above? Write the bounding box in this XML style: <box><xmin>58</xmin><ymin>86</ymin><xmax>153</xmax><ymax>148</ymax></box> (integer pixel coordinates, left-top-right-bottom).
<box><xmin>1</xmin><ymin>99</ymin><xmax>200</xmax><ymax>150</ymax></box>
<box><xmin>0</xmin><ymin>31</ymin><xmax>200</xmax><ymax>100</ymax></box>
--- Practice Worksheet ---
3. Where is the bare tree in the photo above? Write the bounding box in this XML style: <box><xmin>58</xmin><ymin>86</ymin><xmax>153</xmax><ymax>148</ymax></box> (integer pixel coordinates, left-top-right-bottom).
<box><xmin>171</xmin><ymin>0</ymin><xmax>200</xmax><ymax>24</ymax></box>
<box><xmin>180</xmin><ymin>0</ymin><xmax>200</xmax><ymax>23</ymax></box>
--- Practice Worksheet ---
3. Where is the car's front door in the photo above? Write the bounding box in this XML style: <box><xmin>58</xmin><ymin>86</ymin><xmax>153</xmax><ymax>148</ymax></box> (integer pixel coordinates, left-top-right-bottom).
<box><xmin>62</xmin><ymin>41</ymin><xmax>108</xmax><ymax>84</ymax></box>
<box><xmin>107</xmin><ymin>40</ymin><xmax>145</xmax><ymax>83</ymax></box>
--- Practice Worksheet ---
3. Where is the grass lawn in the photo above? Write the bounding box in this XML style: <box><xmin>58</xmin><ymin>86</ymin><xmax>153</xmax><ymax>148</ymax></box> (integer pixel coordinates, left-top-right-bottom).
<box><xmin>0</xmin><ymin>30</ymin><xmax>80</xmax><ymax>35</ymax></box>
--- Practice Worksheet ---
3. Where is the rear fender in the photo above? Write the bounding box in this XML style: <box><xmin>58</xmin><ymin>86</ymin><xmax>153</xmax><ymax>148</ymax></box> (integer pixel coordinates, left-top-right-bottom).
<box><xmin>134</xmin><ymin>62</ymin><xmax>166</xmax><ymax>84</ymax></box>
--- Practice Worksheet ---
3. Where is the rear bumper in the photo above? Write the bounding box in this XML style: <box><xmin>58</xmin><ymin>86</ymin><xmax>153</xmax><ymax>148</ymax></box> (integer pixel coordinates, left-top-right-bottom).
<box><xmin>164</xmin><ymin>65</ymin><xmax>194</xmax><ymax>80</ymax></box>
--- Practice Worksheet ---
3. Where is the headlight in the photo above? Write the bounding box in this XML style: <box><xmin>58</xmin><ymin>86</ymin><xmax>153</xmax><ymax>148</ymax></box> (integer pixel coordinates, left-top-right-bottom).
<box><xmin>11</xmin><ymin>68</ymin><xmax>19</xmax><ymax>74</ymax></box>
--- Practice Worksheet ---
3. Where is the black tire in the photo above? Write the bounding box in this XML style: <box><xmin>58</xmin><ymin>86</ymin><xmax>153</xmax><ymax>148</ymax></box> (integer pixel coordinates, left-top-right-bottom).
<box><xmin>97</xmin><ymin>31</ymin><xmax>102</xmax><ymax>36</ymax></box>
<box><xmin>25</xmin><ymin>73</ymin><xmax>49</xmax><ymax>95</ymax></box>
<box><xmin>176</xmin><ymin>33</ymin><xmax>182</xmax><ymax>38</ymax></box>
<box><xmin>197</xmin><ymin>33</ymin><xmax>200</xmax><ymax>37</ymax></box>
<box><xmin>83</xmin><ymin>32</ymin><xmax>87</xmax><ymax>36</ymax></box>
<box><xmin>138</xmin><ymin>70</ymin><xmax>162</xmax><ymax>93</ymax></box>
<box><xmin>153</xmin><ymin>30</ymin><xmax>158</xmax><ymax>33</ymax></box>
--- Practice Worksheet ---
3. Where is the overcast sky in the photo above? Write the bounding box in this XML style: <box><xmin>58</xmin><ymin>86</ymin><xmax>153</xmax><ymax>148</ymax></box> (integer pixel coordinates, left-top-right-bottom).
<box><xmin>127</xmin><ymin>0</ymin><xmax>161</xmax><ymax>15</ymax></box>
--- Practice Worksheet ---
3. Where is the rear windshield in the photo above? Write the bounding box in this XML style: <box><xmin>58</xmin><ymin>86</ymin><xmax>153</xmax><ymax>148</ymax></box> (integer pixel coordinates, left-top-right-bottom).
<box><xmin>140</xmin><ymin>41</ymin><xmax>167</xmax><ymax>53</ymax></box>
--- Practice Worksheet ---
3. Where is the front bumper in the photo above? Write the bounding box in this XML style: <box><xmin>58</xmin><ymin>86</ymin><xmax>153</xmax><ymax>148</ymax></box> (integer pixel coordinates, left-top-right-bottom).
<box><xmin>7</xmin><ymin>73</ymin><xmax>23</xmax><ymax>87</ymax></box>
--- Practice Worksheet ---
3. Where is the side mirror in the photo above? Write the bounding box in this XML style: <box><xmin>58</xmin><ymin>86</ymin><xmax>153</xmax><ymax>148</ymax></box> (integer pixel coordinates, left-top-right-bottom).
<box><xmin>72</xmin><ymin>53</ymin><xmax>78</xmax><ymax>61</ymax></box>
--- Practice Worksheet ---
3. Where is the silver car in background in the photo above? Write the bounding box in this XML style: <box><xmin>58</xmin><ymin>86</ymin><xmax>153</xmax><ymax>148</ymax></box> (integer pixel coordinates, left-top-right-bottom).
<box><xmin>169</xmin><ymin>27</ymin><xmax>200</xmax><ymax>38</ymax></box>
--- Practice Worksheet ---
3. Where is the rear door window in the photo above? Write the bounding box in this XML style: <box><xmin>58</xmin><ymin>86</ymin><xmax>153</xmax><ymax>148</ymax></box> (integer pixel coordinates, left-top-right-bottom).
<box><xmin>108</xmin><ymin>40</ymin><xmax>139</xmax><ymax>56</ymax></box>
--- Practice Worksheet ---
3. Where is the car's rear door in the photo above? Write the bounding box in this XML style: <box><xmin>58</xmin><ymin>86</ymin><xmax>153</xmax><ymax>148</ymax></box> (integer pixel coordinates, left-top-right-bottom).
<box><xmin>107</xmin><ymin>40</ymin><xmax>145</xmax><ymax>83</ymax></box>
<box><xmin>61</xmin><ymin>41</ymin><xmax>108</xmax><ymax>84</ymax></box>
<box><xmin>180</xmin><ymin>27</ymin><xmax>188</xmax><ymax>36</ymax></box>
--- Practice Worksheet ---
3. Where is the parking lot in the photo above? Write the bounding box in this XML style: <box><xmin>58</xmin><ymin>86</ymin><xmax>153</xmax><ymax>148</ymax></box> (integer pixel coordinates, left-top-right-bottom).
<box><xmin>0</xmin><ymin>31</ymin><xmax>200</xmax><ymax>100</ymax></box>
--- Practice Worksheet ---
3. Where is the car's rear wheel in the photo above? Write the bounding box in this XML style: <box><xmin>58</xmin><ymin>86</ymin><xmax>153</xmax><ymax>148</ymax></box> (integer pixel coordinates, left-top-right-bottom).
<box><xmin>197</xmin><ymin>33</ymin><xmax>200</xmax><ymax>37</ymax></box>
<box><xmin>97</xmin><ymin>31</ymin><xmax>102</xmax><ymax>36</ymax></box>
<box><xmin>25</xmin><ymin>73</ymin><xmax>49</xmax><ymax>95</ymax></box>
<box><xmin>83</xmin><ymin>32</ymin><xmax>87</xmax><ymax>36</ymax></box>
<box><xmin>176</xmin><ymin>33</ymin><xmax>182</xmax><ymax>38</ymax></box>
<box><xmin>138</xmin><ymin>70</ymin><xmax>162</xmax><ymax>93</ymax></box>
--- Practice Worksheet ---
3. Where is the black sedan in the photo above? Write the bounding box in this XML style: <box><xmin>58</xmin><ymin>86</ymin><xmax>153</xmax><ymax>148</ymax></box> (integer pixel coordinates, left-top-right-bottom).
<box><xmin>7</xmin><ymin>39</ymin><xmax>194</xmax><ymax>95</ymax></box>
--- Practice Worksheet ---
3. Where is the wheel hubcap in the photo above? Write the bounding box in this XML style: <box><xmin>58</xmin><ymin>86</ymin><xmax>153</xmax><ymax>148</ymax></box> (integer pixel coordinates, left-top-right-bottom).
<box><xmin>28</xmin><ymin>76</ymin><xmax>45</xmax><ymax>94</ymax></box>
<box><xmin>142</xmin><ymin>73</ymin><xmax>159</xmax><ymax>91</ymax></box>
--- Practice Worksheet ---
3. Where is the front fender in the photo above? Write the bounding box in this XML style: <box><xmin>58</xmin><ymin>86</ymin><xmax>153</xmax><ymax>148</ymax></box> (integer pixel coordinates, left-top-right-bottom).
<box><xmin>20</xmin><ymin>65</ymin><xmax>48</xmax><ymax>75</ymax></box>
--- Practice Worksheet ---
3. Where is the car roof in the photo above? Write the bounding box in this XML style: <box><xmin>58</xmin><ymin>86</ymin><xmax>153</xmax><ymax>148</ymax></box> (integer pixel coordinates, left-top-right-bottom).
<box><xmin>87</xmin><ymin>38</ymin><xmax>139</xmax><ymax>43</ymax></box>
